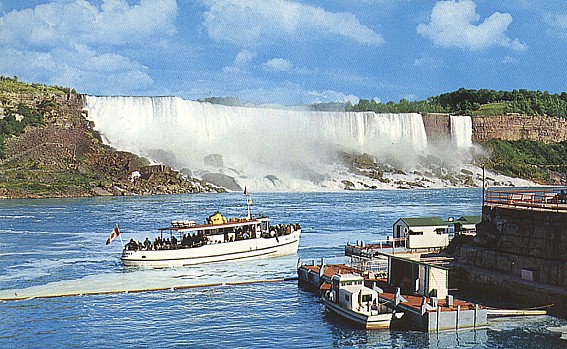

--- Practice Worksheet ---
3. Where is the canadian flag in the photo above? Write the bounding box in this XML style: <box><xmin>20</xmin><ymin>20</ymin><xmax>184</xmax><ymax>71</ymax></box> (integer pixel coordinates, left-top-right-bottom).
<box><xmin>106</xmin><ymin>224</ymin><xmax>120</xmax><ymax>245</ymax></box>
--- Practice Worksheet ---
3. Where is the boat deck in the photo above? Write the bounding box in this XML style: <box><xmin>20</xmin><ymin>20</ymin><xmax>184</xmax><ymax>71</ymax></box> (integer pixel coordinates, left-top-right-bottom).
<box><xmin>298</xmin><ymin>263</ymin><xmax>487</xmax><ymax>332</ymax></box>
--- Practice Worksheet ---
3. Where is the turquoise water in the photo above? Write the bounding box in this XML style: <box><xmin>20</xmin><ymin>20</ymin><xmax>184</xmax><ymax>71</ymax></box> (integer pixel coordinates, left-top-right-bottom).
<box><xmin>1</xmin><ymin>190</ymin><xmax>566</xmax><ymax>348</ymax></box>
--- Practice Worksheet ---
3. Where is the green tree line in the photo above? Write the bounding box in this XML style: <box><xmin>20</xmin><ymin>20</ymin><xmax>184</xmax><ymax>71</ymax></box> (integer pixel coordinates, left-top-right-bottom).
<box><xmin>349</xmin><ymin>88</ymin><xmax>567</xmax><ymax>118</ymax></box>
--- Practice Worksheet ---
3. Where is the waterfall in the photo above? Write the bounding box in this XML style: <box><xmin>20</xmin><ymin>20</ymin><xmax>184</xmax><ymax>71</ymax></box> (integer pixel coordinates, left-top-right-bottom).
<box><xmin>85</xmin><ymin>96</ymin><xmax>429</xmax><ymax>190</ymax></box>
<box><xmin>450</xmin><ymin>115</ymin><xmax>473</xmax><ymax>149</ymax></box>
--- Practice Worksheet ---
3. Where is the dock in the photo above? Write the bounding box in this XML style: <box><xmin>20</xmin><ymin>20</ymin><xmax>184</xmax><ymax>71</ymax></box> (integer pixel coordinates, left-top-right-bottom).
<box><xmin>298</xmin><ymin>262</ymin><xmax>487</xmax><ymax>332</ymax></box>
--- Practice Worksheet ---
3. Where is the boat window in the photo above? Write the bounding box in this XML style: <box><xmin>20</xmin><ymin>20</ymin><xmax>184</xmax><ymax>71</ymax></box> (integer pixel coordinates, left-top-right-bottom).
<box><xmin>344</xmin><ymin>294</ymin><xmax>350</xmax><ymax>301</ymax></box>
<box><xmin>362</xmin><ymin>294</ymin><xmax>373</xmax><ymax>302</ymax></box>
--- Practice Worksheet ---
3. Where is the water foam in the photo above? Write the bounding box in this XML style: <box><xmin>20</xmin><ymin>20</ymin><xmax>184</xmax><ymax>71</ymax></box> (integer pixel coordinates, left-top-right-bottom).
<box><xmin>85</xmin><ymin>96</ymin><xmax>477</xmax><ymax>191</ymax></box>
<box><xmin>450</xmin><ymin>115</ymin><xmax>473</xmax><ymax>149</ymax></box>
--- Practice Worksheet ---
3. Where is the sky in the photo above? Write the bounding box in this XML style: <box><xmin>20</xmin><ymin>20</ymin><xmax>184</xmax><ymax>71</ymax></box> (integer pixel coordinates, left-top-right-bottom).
<box><xmin>0</xmin><ymin>0</ymin><xmax>566</xmax><ymax>105</ymax></box>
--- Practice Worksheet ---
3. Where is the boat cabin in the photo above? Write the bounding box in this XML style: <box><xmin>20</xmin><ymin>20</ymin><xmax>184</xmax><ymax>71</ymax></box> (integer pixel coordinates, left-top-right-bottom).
<box><xmin>162</xmin><ymin>215</ymin><xmax>270</xmax><ymax>245</ymax></box>
<box><xmin>330</xmin><ymin>274</ymin><xmax>378</xmax><ymax>311</ymax></box>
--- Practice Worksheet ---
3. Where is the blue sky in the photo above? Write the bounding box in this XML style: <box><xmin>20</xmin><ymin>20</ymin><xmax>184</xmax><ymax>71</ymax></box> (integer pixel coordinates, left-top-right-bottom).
<box><xmin>0</xmin><ymin>0</ymin><xmax>565</xmax><ymax>105</ymax></box>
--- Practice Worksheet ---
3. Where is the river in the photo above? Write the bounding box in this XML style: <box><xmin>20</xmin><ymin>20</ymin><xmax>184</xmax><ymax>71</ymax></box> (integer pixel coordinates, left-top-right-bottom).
<box><xmin>1</xmin><ymin>190</ymin><xmax>566</xmax><ymax>348</ymax></box>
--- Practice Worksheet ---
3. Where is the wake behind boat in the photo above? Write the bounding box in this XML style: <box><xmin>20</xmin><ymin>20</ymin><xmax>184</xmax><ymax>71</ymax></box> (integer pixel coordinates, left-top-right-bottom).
<box><xmin>119</xmin><ymin>207</ymin><xmax>301</xmax><ymax>268</ymax></box>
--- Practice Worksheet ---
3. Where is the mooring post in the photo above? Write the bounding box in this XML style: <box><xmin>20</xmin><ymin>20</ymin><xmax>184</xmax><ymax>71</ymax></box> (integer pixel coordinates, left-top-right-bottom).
<box><xmin>474</xmin><ymin>304</ymin><xmax>478</xmax><ymax>329</ymax></box>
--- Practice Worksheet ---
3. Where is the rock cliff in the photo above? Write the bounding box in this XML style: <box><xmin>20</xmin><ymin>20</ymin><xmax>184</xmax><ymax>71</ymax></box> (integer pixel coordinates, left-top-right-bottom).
<box><xmin>0</xmin><ymin>92</ymin><xmax>223</xmax><ymax>198</ymax></box>
<box><xmin>422</xmin><ymin>112</ymin><xmax>567</xmax><ymax>144</ymax></box>
<box><xmin>472</xmin><ymin>114</ymin><xmax>567</xmax><ymax>143</ymax></box>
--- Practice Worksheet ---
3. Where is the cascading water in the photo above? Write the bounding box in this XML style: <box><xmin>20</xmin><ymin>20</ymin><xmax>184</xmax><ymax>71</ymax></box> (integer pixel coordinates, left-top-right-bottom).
<box><xmin>450</xmin><ymin>115</ymin><xmax>473</xmax><ymax>149</ymax></box>
<box><xmin>85</xmin><ymin>96</ymin><xmax>433</xmax><ymax>191</ymax></box>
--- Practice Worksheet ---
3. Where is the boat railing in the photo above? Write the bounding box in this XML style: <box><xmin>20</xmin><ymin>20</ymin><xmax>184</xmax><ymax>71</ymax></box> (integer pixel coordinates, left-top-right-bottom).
<box><xmin>349</xmin><ymin>255</ymin><xmax>389</xmax><ymax>278</ymax></box>
<box><xmin>484</xmin><ymin>187</ymin><xmax>567</xmax><ymax>212</ymax></box>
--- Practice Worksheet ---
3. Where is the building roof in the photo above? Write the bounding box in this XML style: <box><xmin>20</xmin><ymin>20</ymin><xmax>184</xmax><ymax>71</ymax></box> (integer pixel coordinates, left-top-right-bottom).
<box><xmin>456</xmin><ymin>215</ymin><xmax>482</xmax><ymax>224</ymax></box>
<box><xmin>395</xmin><ymin>217</ymin><xmax>448</xmax><ymax>227</ymax></box>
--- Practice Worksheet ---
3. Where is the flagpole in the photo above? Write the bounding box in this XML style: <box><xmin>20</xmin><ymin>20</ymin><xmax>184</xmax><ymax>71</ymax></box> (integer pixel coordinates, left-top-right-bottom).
<box><xmin>117</xmin><ymin>224</ymin><xmax>124</xmax><ymax>248</ymax></box>
<box><xmin>246</xmin><ymin>194</ymin><xmax>251</xmax><ymax>220</ymax></box>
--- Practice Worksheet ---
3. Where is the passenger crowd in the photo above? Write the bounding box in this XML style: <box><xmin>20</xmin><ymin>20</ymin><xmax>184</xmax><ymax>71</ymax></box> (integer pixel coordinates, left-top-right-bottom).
<box><xmin>124</xmin><ymin>223</ymin><xmax>301</xmax><ymax>251</ymax></box>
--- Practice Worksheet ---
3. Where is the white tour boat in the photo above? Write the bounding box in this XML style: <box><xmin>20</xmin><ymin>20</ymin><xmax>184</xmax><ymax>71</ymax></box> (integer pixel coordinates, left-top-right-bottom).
<box><xmin>120</xmin><ymin>203</ymin><xmax>301</xmax><ymax>267</ymax></box>
<box><xmin>322</xmin><ymin>273</ymin><xmax>403</xmax><ymax>329</ymax></box>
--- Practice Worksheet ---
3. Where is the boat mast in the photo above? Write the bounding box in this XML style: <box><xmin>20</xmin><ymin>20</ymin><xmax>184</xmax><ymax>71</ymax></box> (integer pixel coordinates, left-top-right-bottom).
<box><xmin>245</xmin><ymin>186</ymin><xmax>251</xmax><ymax>219</ymax></box>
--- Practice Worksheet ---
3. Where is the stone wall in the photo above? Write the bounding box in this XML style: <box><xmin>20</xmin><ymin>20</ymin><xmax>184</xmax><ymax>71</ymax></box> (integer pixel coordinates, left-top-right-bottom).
<box><xmin>455</xmin><ymin>205</ymin><xmax>567</xmax><ymax>315</ymax></box>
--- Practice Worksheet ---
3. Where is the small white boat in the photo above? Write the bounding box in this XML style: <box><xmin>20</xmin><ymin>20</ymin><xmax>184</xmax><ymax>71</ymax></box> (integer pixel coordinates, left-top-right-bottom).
<box><xmin>121</xmin><ymin>204</ymin><xmax>301</xmax><ymax>267</ymax></box>
<box><xmin>322</xmin><ymin>273</ymin><xmax>403</xmax><ymax>330</ymax></box>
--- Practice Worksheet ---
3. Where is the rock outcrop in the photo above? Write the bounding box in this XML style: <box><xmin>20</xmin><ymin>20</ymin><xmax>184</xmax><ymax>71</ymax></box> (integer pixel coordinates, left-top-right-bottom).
<box><xmin>0</xmin><ymin>91</ymin><xmax>223</xmax><ymax>198</ymax></box>
<box><xmin>422</xmin><ymin>112</ymin><xmax>567</xmax><ymax>144</ymax></box>
<box><xmin>472</xmin><ymin>114</ymin><xmax>567</xmax><ymax>143</ymax></box>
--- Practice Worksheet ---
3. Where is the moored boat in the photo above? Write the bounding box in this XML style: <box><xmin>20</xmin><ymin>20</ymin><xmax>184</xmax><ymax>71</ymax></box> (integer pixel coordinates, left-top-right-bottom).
<box><xmin>322</xmin><ymin>273</ymin><xmax>403</xmax><ymax>329</ymax></box>
<box><xmin>120</xmin><ymin>205</ymin><xmax>301</xmax><ymax>267</ymax></box>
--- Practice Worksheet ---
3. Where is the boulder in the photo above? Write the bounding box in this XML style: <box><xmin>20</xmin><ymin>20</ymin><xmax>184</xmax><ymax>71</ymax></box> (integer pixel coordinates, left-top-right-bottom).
<box><xmin>202</xmin><ymin>172</ymin><xmax>242</xmax><ymax>191</ymax></box>
<box><xmin>204</xmin><ymin>153</ymin><xmax>224</xmax><ymax>167</ymax></box>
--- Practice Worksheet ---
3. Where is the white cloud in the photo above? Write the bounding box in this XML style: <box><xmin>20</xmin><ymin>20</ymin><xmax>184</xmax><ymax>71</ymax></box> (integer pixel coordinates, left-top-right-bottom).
<box><xmin>0</xmin><ymin>0</ymin><xmax>177</xmax><ymax>48</ymax></box>
<box><xmin>414</xmin><ymin>54</ymin><xmax>442</xmax><ymax>68</ymax></box>
<box><xmin>202</xmin><ymin>0</ymin><xmax>383</xmax><ymax>47</ymax></box>
<box><xmin>263</xmin><ymin>58</ymin><xmax>293</xmax><ymax>72</ymax></box>
<box><xmin>223</xmin><ymin>49</ymin><xmax>257</xmax><ymax>73</ymax></box>
<box><xmin>0</xmin><ymin>0</ymin><xmax>176</xmax><ymax>92</ymax></box>
<box><xmin>308</xmin><ymin>90</ymin><xmax>360</xmax><ymax>104</ymax></box>
<box><xmin>545</xmin><ymin>13</ymin><xmax>567</xmax><ymax>37</ymax></box>
<box><xmin>502</xmin><ymin>56</ymin><xmax>518</xmax><ymax>64</ymax></box>
<box><xmin>417</xmin><ymin>0</ymin><xmax>527</xmax><ymax>51</ymax></box>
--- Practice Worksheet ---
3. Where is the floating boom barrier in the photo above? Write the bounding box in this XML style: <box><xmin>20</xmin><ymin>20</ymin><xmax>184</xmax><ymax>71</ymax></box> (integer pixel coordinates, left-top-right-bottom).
<box><xmin>0</xmin><ymin>277</ymin><xmax>299</xmax><ymax>302</ymax></box>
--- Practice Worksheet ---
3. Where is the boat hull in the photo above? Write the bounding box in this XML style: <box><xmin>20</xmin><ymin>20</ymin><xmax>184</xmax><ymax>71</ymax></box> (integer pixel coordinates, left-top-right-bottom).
<box><xmin>322</xmin><ymin>294</ymin><xmax>402</xmax><ymax>330</ymax></box>
<box><xmin>121</xmin><ymin>230</ymin><xmax>301</xmax><ymax>267</ymax></box>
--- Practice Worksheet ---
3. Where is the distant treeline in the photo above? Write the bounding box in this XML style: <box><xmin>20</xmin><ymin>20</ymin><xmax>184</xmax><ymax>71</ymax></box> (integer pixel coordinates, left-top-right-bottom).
<box><xmin>197</xmin><ymin>88</ymin><xmax>567</xmax><ymax>118</ymax></box>
<box><xmin>350</xmin><ymin>88</ymin><xmax>567</xmax><ymax>118</ymax></box>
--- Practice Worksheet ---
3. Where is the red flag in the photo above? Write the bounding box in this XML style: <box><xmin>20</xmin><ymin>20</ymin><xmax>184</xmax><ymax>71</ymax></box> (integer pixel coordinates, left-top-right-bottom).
<box><xmin>106</xmin><ymin>224</ymin><xmax>120</xmax><ymax>245</ymax></box>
